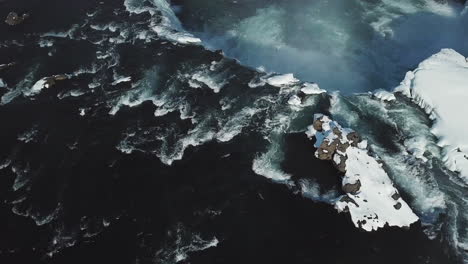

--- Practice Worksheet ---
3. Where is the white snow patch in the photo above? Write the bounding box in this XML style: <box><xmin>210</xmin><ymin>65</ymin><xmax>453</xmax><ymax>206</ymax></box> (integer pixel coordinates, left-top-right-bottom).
<box><xmin>301</xmin><ymin>82</ymin><xmax>326</xmax><ymax>95</ymax></box>
<box><xmin>394</xmin><ymin>49</ymin><xmax>468</xmax><ymax>183</ymax></box>
<box><xmin>266</xmin><ymin>73</ymin><xmax>299</xmax><ymax>87</ymax></box>
<box><xmin>26</xmin><ymin>78</ymin><xmax>50</xmax><ymax>96</ymax></box>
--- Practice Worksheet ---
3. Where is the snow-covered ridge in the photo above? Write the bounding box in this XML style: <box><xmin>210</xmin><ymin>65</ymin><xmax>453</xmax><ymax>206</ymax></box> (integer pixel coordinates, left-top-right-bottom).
<box><xmin>394</xmin><ymin>49</ymin><xmax>468</xmax><ymax>184</ymax></box>
<box><xmin>306</xmin><ymin>114</ymin><xmax>419</xmax><ymax>231</ymax></box>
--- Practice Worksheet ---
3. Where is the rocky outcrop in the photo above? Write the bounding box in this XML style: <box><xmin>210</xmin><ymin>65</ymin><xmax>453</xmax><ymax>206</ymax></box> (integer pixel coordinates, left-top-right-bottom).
<box><xmin>306</xmin><ymin>114</ymin><xmax>419</xmax><ymax>231</ymax></box>
<box><xmin>310</xmin><ymin>114</ymin><xmax>360</xmax><ymax>173</ymax></box>
<box><xmin>342</xmin><ymin>180</ymin><xmax>361</xmax><ymax>194</ymax></box>
<box><xmin>5</xmin><ymin>12</ymin><xmax>29</xmax><ymax>26</ymax></box>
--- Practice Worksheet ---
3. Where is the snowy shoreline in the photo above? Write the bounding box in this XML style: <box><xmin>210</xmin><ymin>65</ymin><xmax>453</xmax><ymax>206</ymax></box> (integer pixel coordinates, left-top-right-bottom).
<box><xmin>394</xmin><ymin>49</ymin><xmax>468</xmax><ymax>184</ymax></box>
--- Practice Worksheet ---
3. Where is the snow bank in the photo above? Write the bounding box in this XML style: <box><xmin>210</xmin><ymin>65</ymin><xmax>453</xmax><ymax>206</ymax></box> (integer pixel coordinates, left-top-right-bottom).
<box><xmin>394</xmin><ymin>49</ymin><xmax>468</xmax><ymax>183</ymax></box>
<box><xmin>307</xmin><ymin>114</ymin><xmax>419</xmax><ymax>231</ymax></box>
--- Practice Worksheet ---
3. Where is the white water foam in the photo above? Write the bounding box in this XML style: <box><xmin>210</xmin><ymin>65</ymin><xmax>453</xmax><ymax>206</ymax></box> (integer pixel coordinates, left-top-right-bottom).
<box><xmin>181</xmin><ymin>0</ymin><xmax>468</xmax><ymax>92</ymax></box>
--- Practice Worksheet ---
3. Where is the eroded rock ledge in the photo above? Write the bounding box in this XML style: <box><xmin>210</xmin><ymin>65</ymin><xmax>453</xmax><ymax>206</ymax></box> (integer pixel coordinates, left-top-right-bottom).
<box><xmin>306</xmin><ymin>114</ymin><xmax>419</xmax><ymax>231</ymax></box>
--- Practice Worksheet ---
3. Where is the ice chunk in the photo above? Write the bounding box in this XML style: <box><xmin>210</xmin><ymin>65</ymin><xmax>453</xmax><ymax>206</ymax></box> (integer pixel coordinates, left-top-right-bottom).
<box><xmin>266</xmin><ymin>73</ymin><xmax>299</xmax><ymax>87</ymax></box>
<box><xmin>301</xmin><ymin>83</ymin><xmax>326</xmax><ymax>95</ymax></box>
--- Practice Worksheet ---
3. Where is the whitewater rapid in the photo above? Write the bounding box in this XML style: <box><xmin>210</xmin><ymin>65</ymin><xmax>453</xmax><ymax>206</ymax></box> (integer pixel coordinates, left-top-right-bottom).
<box><xmin>175</xmin><ymin>0</ymin><xmax>468</xmax><ymax>93</ymax></box>
<box><xmin>1</xmin><ymin>0</ymin><xmax>467</xmax><ymax>263</ymax></box>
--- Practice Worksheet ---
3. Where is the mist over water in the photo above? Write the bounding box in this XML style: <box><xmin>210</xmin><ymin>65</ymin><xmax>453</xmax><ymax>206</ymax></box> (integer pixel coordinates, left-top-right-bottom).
<box><xmin>174</xmin><ymin>0</ymin><xmax>468</xmax><ymax>92</ymax></box>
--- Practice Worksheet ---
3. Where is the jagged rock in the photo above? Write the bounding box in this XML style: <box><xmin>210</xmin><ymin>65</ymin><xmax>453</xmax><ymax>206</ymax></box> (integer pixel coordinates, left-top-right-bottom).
<box><xmin>333</xmin><ymin>127</ymin><xmax>342</xmax><ymax>137</ymax></box>
<box><xmin>393</xmin><ymin>202</ymin><xmax>402</xmax><ymax>210</ymax></box>
<box><xmin>312</xmin><ymin>115</ymin><xmax>353</xmax><ymax>170</ymax></box>
<box><xmin>346</xmin><ymin>131</ymin><xmax>361</xmax><ymax>146</ymax></box>
<box><xmin>391</xmin><ymin>192</ymin><xmax>401</xmax><ymax>200</ymax></box>
<box><xmin>5</xmin><ymin>12</ymin><xmax>29</xmax><ymax>26</ymax></box>
<box><xmin>342</xmin><ymin>180</ymin><xmax>361</xmax><ymax>194</ymax></box>
<box><xmin>333</xmin><ymin>153</ymin><xmax>347</xmax><ymax>173</ymax></box>
<box><xmin>335</xmin><ymin>140</ymin><xmax>350</xmax><ymax>153</ymax></box>
<box><xmin>340</xmin><ymin>195</ymin><xmax>359</xmax><ymax>207</ymax></box>
<box><xmin>312</xmin><ymin>119</ymin><xmax>323</xmax><ymax>131</ymax></box>
<box><xmin>317</xmin><ymin>139</ymin><xmax>337</xmax><ymax>160</ymax></box>
<box><xmin>357</xmin><ymin>220</ymin><xmax>367</xmax><ymax>229</ymax></box>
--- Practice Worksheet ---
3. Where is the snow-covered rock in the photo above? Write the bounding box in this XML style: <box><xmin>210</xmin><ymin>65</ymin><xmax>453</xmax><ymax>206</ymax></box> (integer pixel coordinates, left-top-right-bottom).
<box><xmin>301</xmin><ymin>82</ymin><xmax>326</xmax><ymax>95</ymax></box>
<box><xmin>306</xmin><ymin>114</ymin><xmax>419</xmax><ymax>231</ymax></box>
<box><xmin>26</xmin><ymin>75</ymin><xmax>69</xmax><ymax>96</ymax></box>
<box><xmin>266</xmin><ymin>73</ymin><xmax>299</xmax><ymax>87</ymax></box>
<box><xmin>394</xmin><ymin>49</ymin><xmax>468</xmax><ymax>183</ymax></box>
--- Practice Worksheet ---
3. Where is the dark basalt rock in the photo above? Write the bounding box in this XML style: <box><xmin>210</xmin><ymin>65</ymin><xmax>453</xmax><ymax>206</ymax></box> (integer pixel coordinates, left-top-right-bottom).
<box><xmin>312</xmin><ymin>119</ymin><xmax>323</xmax><ymax>131</ymax></box>
<box><xmin>334</xmin><ymin>154</ymin><xmax>347</xmax><ymax>173</ymax></box>
<box><xmin>391</xmin><ymin>192</ymin><xmax>401</xmax><ymax>200</ymax></box>
<box><xmin>340</xmin><ymin>195</ymin><xmax>359</xmax><ymax>207</ymax></box>
<box><xmin>342</xmin><ymin>180</ymin><xmax>361</xmax><ymax>194</ymax></box>
<box><xmin>317</xmin><ymin>139</ymin><xmax>337</xmax><ymax>160</ymax></box>
<box><xmin>393</xmin><ymin>202</ymin><xmax>402</xmax><ymax>210</ymax></box>
<box><xmin>346</xmin><ymin>131</ymin><xmax>361</xmax><ymax>147</ymax></box>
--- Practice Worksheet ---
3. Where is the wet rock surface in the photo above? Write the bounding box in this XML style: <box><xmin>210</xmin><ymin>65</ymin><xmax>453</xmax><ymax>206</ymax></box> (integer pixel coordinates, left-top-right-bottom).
<box><xmin>342</xmin><ymin>180</ymin><xmax>361</xmax><ymax>194</ymax></box>
<box><xmin>311</xmin><ymin>115</ymin><xmax>361</xmax><ymax>173</ymax></box>
<box><xmin>5</xmin><ymin>12</ymin><xmax>29</xmax><ymax>26</ymax></box>
<box><xmin>0</xmin><ymin>62</ymin><xmax>16</xmax><ymax>71</ymax></box>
